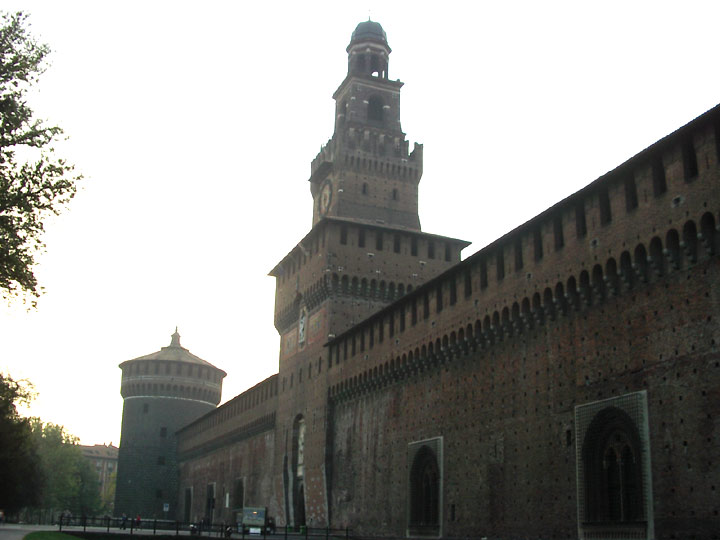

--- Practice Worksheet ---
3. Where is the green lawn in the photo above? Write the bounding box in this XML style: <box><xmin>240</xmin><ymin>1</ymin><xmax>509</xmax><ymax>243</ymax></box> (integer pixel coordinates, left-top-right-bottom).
<box><xmin>24</xmin><ymin>533</ymin><xmax>83</xmax><ymax>540</ymax></box>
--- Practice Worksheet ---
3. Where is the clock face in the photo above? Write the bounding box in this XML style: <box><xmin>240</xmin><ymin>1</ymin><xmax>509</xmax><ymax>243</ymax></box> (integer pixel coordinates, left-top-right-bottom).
<box><xmin>319</xmin><ymin>180</ymin><xmax>333</xmax><ymax>215</ymax></box>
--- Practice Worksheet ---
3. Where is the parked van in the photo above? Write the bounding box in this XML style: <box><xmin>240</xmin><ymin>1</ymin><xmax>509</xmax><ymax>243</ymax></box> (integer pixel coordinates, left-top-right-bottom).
<box><xmin>239</xmin><ymin>507</ymin><xmax>274</xmax><ymax>534</ymax></box>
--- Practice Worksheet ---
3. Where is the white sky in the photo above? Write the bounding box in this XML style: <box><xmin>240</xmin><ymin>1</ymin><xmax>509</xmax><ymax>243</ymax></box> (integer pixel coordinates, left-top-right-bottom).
<box><xmin>2</xmin><ymin>0</ymin><xmax>719</xmax><ymax>445</ymax></box>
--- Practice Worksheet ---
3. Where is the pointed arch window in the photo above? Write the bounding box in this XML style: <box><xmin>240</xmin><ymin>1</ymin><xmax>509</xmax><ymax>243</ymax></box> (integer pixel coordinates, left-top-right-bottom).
<box><xmin>583</xmin><ymin>421</ymin><xmax>642</xmax><ymax>523</ymax></box>
<box><xmin>576</xmin><ymin>392</ymin><xmax>652</xmax><ymax>540</ymax></box>
<box><xmin>409</xmin><ymin>444</ymin><xmax>441</xmax><ymax>535</ymax></box>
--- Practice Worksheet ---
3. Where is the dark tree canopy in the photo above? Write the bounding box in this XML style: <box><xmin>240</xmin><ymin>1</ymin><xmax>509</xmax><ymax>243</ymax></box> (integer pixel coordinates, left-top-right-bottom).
<box><xmin>0</xmin><ymin>373</ymin><xmax>43</xmax><ymax>512</ymax></box>
<box><xmin>0</xmin><ymin>11</ymin><xmax>81</xmax><ymax>305</ymax></box>
<box><xmin>0</xmin><ymin>374</ymin><xmax>104</xmax><ymax>516</ymax></box>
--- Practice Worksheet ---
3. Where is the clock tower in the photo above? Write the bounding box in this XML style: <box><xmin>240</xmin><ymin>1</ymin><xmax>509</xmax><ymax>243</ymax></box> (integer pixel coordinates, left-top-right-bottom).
<box><xmin>269</xmin><ymin>20</ymin><xmax>469</xmax><ymax>528</ymax></box>
<box><xmin>309</xmin><ymin>20</ymin><xmax>422</xmax><ymax>230</ymax></box>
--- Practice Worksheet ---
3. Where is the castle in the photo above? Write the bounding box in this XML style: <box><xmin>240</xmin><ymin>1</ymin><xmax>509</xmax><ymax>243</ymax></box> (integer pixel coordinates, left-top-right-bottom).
<box><xmin>115</xmin><ymin>21</ymin><xmax>720</xmax><ymax>540</ymax></box>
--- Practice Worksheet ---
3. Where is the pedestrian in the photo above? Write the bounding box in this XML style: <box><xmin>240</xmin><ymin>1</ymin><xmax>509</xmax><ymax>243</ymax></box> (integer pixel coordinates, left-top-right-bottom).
<box><xmin>121</xmin><ymin>513</ymin><xmax>127</xmax><ymax>529</ymax></box>
<box><xmin>135</xmin><ymin>514</ymin><xmax>141</xmax><ymax>529</ymax></box>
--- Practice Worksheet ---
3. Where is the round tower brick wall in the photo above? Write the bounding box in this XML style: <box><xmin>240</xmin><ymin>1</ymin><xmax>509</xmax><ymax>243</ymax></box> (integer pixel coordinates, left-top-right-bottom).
<box><xmin>114</xmin><ymin>331</ymin><xmax>225</xmax><ymax>520</ymax></box>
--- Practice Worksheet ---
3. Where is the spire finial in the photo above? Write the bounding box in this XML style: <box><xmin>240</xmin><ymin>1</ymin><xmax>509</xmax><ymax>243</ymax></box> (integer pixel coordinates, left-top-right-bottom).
<box><xmin>170</xmin><ymin>327</ymin><xmax>181</xmax><ymax>347</ymax></box>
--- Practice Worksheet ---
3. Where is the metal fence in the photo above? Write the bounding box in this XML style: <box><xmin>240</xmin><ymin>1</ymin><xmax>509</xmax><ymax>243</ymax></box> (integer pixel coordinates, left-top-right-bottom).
<box><xmin>57</xmin><ymin>515</ymin><xmax>350</xmax><ymax>540</ymax></box>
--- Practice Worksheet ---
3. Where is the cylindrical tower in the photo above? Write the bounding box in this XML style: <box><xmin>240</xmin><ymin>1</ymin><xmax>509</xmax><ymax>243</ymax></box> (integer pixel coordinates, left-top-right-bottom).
<box><xmin>114</xmin><ymin>330</ymin><xmax>226</xmax><ymax>520</ymax></box>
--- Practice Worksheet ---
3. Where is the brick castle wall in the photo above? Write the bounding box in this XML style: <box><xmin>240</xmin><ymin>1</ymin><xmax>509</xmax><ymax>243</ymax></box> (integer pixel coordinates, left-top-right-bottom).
<box><xmin>174</xmin><ymin>27</ymin><xmax>720</xmax><ymax>538</ymax></box>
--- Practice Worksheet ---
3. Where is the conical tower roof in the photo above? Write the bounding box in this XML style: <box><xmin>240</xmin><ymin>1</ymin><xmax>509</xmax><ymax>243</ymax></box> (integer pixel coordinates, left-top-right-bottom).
<box><xmin>119</xmin><ymin>329</ymin><xmax>226</xmax><ymax>376</ymax></box>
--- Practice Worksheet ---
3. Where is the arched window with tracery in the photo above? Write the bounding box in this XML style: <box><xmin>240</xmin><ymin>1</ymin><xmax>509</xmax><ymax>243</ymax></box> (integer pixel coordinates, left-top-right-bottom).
<box><xmin>576</xmin><ymin>392</ymin><xmax>652</xmax><ymax>540</ymax></box>
<box><xmin>409</xmin><ymin>444</ymin><xmax>441</xmax><ymax>535</ymax></box>
<box><xmin>582</xmin><ymin>410</ymin><xmax>642</xmax><ymax>522</ymax></box>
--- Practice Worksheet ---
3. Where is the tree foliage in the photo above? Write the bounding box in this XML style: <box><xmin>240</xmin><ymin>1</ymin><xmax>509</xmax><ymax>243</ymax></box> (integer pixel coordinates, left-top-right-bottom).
<box><xmin>0</xmin><ymin>373</ymin><xmax>43</xmax><ymax>512</ymax></box>
<box><xmin>0</xmin><ymin>374</ymin><xmax>103</xmax><ymax>517</ymax></box>
<box><xmin>0</xmin><ymin>11</ymin><xmax>81</xmax><ymax>305</ymax></box>
<box><xmin>30</xmin><ymin>419</ymin><xmax>102</xmax><ymax>516</ymax></box>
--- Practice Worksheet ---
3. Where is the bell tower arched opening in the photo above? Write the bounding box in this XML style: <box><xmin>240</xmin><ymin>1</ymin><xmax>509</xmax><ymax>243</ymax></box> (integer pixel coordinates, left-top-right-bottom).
<box><xmin>367</xmin><ymin>96</ymin><xmax>384</xmax><ymax>124</ymax></box>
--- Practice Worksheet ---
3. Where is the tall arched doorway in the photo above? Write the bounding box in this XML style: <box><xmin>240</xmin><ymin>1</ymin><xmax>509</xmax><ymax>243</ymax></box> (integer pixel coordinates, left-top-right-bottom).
<box><xmin>408</xmin><ymin>440</ymin><xmax>442</xmax><ymax>536</ymax></box>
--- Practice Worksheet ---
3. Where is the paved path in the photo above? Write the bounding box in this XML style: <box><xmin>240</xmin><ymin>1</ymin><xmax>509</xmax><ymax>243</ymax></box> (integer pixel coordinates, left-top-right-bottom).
<box><xmin>0</xmin><ymin>524</ymin><xmax>56</xmax><ymax>540</ymax></box>
<box><xmin>0</xmin><ymin>524</ymin><xmax>348</xmax><ymax>540</ymax></box>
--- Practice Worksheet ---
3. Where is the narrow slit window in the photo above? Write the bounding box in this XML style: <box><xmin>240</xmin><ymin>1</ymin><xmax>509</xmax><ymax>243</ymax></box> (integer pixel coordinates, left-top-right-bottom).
<box><xmin>533</xmin><ymin>228</ymin><xmax>543</xmax><ymax>261</ymax></box>
<box><xmin>625</xmin><ymin>175</ymin><xmax>638</xmax><ymax>211</ymax></box>
<box><xmin>514</xmin><ymin>239</ymin><xmax>523</xmax><ymax>271</ymax></box>
<box><xmin>682</xmin><ymin>138</ymin><xmax>698</xmax><ymax>181</ymax></box>
<box><xmin>599</xmin><ymin>188</ymin><xmax>612</xmax><ymax>225</ymax></box>
<box><xmin>553</xmin><ymin>216</ymin><xmax>564</xmax><ymax>250</ymax></box>
<box><xmin>652</xmin><ymin>157</ymin><xmax>667</xmax><ymax>196</ymax></box>
<box><xmin>496</xmin><ymin>250</ymin><xmax>505</xmax><ymax>281</ymax></box>
<box><xmin>340</xmin><ymin>225</ymin><xmax>348</xmax><ymax>245</ymax></box>
<box><xmin>576</xmin><ymin>202</ymin><xmax>587</xmax><ymax>238</ymax></box>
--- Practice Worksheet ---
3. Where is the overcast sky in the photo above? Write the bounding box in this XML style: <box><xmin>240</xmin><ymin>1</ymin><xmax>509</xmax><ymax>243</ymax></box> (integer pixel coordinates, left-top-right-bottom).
<box><xmin>2</xmin><ymin>0</ymin><xmax>719</xmax><ymax>445</ymax></box>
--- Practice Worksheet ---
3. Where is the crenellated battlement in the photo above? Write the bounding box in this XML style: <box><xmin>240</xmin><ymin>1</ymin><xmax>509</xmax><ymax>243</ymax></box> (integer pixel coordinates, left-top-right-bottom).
<box><xmin>328</xmin><ymin>208</ymin><xmax>719</xmax><ymax>402</ymax></box>
<box><xmin>310</xmin><ymin>131</ymin><xmax>423</xmax><ymax>187</ymax></box>
<box><xmin>120</xmin><ymin>370</ymin><xmax>222</xmax><ymax>405</ymax></box>
<box><xmin>271</xmin><ymin>218</ymin><xmax>469</xmax><ymax>334</ymax></box>
<box><xmin>309</xmin><ymin>138</ymin><xmax>335</xmax><ymax>184</ymax></box>
<box><xmin>176</xmin><ymin>375</ymin><xmax>278</xmax><ymax>459</ymax></box>
<box><xmin>118</xmin><ymin>331</ymin><xmax>225</xmax><ymax>405</ymax></box>
<box><xmin>323</xmin><ymin>103</ymin><xmax>720</xmax><ymax>399</ymax></box>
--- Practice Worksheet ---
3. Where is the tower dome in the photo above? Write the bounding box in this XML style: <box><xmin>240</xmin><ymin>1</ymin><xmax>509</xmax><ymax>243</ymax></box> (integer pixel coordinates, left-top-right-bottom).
<box><xmin>349</xmin><ymin>19</ymin><xmax>388</xmax><ymax>48</ymax></box>
<box><xmin>346</xmin><ymin>20</ymin><xmax>391</xmax><ymax>79</ymax></box>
